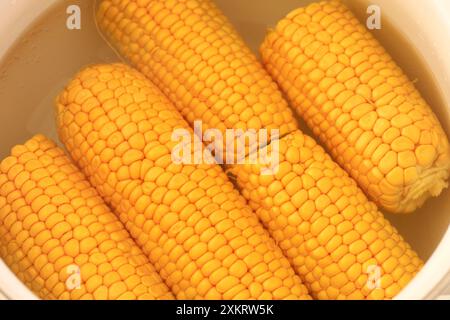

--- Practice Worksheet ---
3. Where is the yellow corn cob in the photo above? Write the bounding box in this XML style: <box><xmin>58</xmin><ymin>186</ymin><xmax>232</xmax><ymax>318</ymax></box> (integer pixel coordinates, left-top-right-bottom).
<box><xmin>0</xmin><ymin>135</ymin><xmax>172</xmax><ymax>300</ymax></box>
<box><xmin>95</xmin><ymin>0</ymin><xmax>423</xmax><ymax>299</ymax></box>
<box><xmin>96</xmin><ymin>0</ymin><xmax>298</xmax><ymax>162</ymax></box>
<box><xmin>55</xmin><ymin>63</ymin><xmax>310</xmax><ymax>300</ymax></box>
<box><xmin>228</xmin><ymin>131</ymin><xmax>422</xmax><ymax>299</ymax></box>
<box><xmin>260</xmin><ymin>0</ymin><xmax>450</xmax><ymax>213</ymax></box>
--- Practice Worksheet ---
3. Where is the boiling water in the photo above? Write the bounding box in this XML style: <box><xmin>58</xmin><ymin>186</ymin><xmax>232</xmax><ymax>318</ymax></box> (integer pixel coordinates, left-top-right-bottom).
<box><xmin>0</xmin><ymin>0</ymin><xmax>448</xmax><ymax>262</ymax></box>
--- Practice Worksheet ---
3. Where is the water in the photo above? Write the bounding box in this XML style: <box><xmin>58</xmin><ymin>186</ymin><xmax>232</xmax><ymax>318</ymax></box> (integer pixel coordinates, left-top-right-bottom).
<box><xmin>0</xmin><ymin>0</ymin><xmax>119</xmax><ymax>156</ymax></box>
<box><xmin>0</xmin><ymin>0</ymin><xmax>448</xmax><ymax>260</ymax></box>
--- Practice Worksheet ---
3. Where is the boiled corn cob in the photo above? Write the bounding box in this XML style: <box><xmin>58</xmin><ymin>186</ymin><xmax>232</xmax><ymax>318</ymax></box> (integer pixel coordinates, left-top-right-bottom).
<box><xmin>95</xmin><ymin>0</ymin><xmax>423</xmax><ymax>299</ymax></box>
<box><xmin>260</xmin><ymin>0</ymin><xmax>450</xmax><ymax>213</ymax></box>
<box><xmin>55</xmin><ymin>63</ymin><xmax>310</xmax><ymax>300</ymax></box>
<box><xmin>228</xmin><ymin>131</ymin><xmax>422</xmax><ymax>299</ymax></box>
<box><xmin>0</xmin><ymin>134</ymin><xmax>172</xmax><ymax>300</ymax></box>
<box><xmin>96</xmin><ymin>0</ymin><xmax>298</xmax><ymax>162</ymax></box>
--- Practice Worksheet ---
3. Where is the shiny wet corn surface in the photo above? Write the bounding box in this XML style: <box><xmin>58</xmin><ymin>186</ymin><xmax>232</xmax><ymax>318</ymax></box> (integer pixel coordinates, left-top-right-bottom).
<box><xmin>55</xmin><ymin>63</ymin><xmax>310</xmax><ymax>300</ymax></box>
<box><xmin>94</xmin><ymin>0</ymin><xmax>425</xmax><ymax>300</ymax></box>
<box><xmin>260</xmin><ymin>0</ymin><xmax>450</xmax><ymax>213</ymax></box>
<box><xmin>0</xmin><ymin>0</ymin><xmax>437</xmax><ymax>302</ymax></box>
<box><xmin>97</xmin><ymin>0</ymin><xmax>298</xmax><ymax>162</ymax></box>
<box><xmin>228</xmin><ymin>130</ymin><xmax>422</xmax><ymax>299</ymax></box>
<box><xmin>0</xmin><ymin>135</ymin><xmax>172</xmax><ymax>299</ymax></box>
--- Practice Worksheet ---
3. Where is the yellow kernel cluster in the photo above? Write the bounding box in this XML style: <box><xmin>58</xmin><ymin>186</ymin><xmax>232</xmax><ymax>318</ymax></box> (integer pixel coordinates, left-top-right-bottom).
<box><xmin>55</xmin><ymin>63</ymin><xmax>310</xmax><ymax>300</ymax></box>
<box><xmin>94</xmin><ymin>0</ymin><xmax>425</xmax><ymax>299</ymax></box>
<box><xmin>227</xmin><ymin>130</ymin><xmax>422</xmax><ymax>299</ymax></box>
<box><xmin>260</xmin><ymin>0</ymin><xmax>450</xmax><ymax>213</ymax></box>
<box><xmin>0</xmin><ymin>135</ymin><xmax>172</xmax><ymax>300</ymax></box>
<box><xmin>97</xmin><ymin>0</ymin><xmax>298</xmax><ymax>161</ymax></box>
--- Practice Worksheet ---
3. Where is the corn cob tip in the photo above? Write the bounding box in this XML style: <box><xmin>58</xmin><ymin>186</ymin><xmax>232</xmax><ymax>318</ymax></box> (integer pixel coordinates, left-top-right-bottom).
<box><xmin>398</xmin><ymin>161</ymin><xmax>450</xmax><ymax>213</ymax></box>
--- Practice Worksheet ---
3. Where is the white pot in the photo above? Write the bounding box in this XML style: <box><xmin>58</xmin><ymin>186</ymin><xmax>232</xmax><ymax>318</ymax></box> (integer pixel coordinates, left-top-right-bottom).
<box><xmin>0</xmin><ymin>0</ymin><xmax>448</xmax><ymax>300</ymax></box>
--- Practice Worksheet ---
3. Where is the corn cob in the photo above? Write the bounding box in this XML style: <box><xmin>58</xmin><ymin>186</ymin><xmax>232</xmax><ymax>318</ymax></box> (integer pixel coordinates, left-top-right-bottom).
<box><xmin>0</xmin><ymin>135</ymin><xmax>172</xmax><ymax>300</ymax></box>
<box><xmin>96</xmin><ymin>0</ymin><xmax>298</xmax><ymax>162</ymax></box>
<box><xmin>95</xmin><ymin>0</ymin><xmax>423</xmax><ymax>299</ymax></box>
<box><xmin>228</xmin><ymin>131</ymin><xmax>422</xmax><ymax>299</ymax></box>
<box><xmin>55</xmin><ymin>63</ymin><xmax>310</xmax><ymax>300</ymax></box>
<box><xmin>260</xmin><ymin>0</ymin><xmax>450</xmax><ymax>213</ymax></box>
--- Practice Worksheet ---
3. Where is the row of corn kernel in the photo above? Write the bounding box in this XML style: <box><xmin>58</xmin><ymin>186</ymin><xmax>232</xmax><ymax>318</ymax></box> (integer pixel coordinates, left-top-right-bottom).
<box><xmin>0</xmin><ymin>134</ymin><xmax>172</xmax><ymax>299</ymax></box>
<box><xmin>95</xmin><ymin>0</ymin><xmax>423</xmax><ymax>299</ymax></box>
<box><xmin>260</xmin><ymin>0</ymin><xmax>450</xmax><ymax>213</ymax></box>
<box><xmin>97</xmin><ymin>0</ymin><xmax>298</xmax><ymax>163</ymax></box>
<box><xmin>227</xmin><ymin>131</ymin><xmax>422</xmax><ymax>299</ymax></box>
<box><xmin>55</xmin><ymin>63</ymin><xmax>310</xmax><ymax>299</ymax></box>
